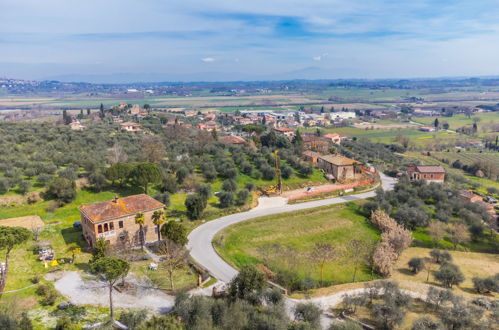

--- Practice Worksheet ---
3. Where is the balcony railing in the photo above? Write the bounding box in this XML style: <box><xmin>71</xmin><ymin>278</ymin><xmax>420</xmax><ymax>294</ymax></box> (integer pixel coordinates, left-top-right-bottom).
<box><xmin>98</xmin><ymin>230</ymin><xmax>115</xmax><ymax>238</ymax></box>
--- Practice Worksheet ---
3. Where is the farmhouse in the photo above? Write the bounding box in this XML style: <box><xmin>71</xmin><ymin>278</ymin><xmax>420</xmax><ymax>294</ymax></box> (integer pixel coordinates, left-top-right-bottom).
<box><xmin>407</xmin><ymin>165</ymin><xmax>445</xmax><ymax>183</ymax></box>
<box><xmin>80</xmin><ymin>194</ymin><xmax>165</xmax><ymax>247</ymax></box>
<box><xmin>317</xmin><ymin>154</ymin><xmax>360</xmax><ymax>181</ymax></box>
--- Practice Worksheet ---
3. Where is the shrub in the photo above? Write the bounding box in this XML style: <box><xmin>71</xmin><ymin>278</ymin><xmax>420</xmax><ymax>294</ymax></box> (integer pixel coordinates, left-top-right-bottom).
<box><xmin>43</xmin><ymin>177</ymin><xmax>76</xmax><ymax>204</ymax></box>
<box><xmin>408</xmin><ymin>257</ymin><xmax>425</xmax><ymax>274</ymax></box>
<box><xmin>236</xmin><ymin>189</ymin><xmax>249</xmax><ymax>206</ymax></box>
<box><xmin>197</xmin><ymin>184</ymin><xmax>211</xmax><ymax>202</ymax></box>
<box><xmin>472</xmin><ymin>274</ymin><xmax>499</xmax><ymax>294</ymax></box>
<box><xmin>221</xmin><ymin>179</ymin><xmax>237</xmax><ymax>192</ymax></box>
<box><xmin>185</xmin><ymin>194</ymin><xmax>206</xmax><ymax>220</ymax></box>
<box><xmin>118</xmin><ymin>309</ymin><xmax>147</xmax><ymax>329</ymax></box>
<box><xmin>293</xmin><ymin>303</ymin><xmax>322</xmax><ymax>329</ymax></box>
<box><xmin>245</xmin><ymin>182</ymin><xmax>256</xmax><ymax>191</ymax></box>
<box><xmin>430</xmin><ymin>249</ymin><xmax>452</xmax><ymax>264</ymax></box>
<box><xmin>36</xmin><ymin>283</ymin><xmax>59</xmax><ymax>306</ymax></box>
<box><xmin>281</xmin><ymin>165</ymin><xmax>293</xmax><ymax>179</ymax></box>
<box><xmin>328</xmin><ymin>320</ymin><xmax>363</xmax><ymax>330</ymax></box>
<box><xmin>161</xmin><ymin>175</ymin><xmax>178</xmax><ymax>194</ymax></box>
<box><xmin>154</xmin><ymin>192</ymin><xmax>171</xmax><ymax>207</ymax></box>
<box><xmin>434</xmin><ymin>263</ymin><xmax>465</xmax><ymax>288</ymax></box>
<box><xmin>0</xmin><ymin>179</ymin><xmax>11</xmax><ymax>194</ymax></box>
<box><xmin>218</xmin><ymin>191</ymin><xmax>234</xmax><ymax>208</ymax></box>
<box><xmin>411</xmin><ymin>317</ymin><xmax>444</xmax><ymax>330</ymax></box>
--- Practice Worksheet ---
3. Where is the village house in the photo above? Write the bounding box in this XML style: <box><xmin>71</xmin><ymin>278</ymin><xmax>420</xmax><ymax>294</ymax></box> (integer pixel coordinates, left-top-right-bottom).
<box><xmin>459</xmin><ymin>190</ymin><xmax>497</xmax><ymax>220</ymax></box>
<box><xmin>302</xmin><ymin>150</ymin><xmax>321</xmax><ymax>164</ymax></box>
<box><xmin>323</xmin><ymin>133</ymin><xmax>345</xmax><ymax>145</ymax></box>
<box><xmin>69</xmin><ymin>121</ymin><xmax>86</xmax><ymax>131</ymax></box>
<box><xmin>302</xmin><ymin>135</ymin><xmax>330</xmax><ymax>153</ymax></box>
<box><xmin>203</xmin><ymin>113</ymin><xmax>217</xmax><ymax>121</ymax></box>
<box><xmin>120</xmin><ymin>122</ymin><xmax>142</xmax><ymax>133</ymax></box>
<box><xmin>273</xmin><ymin>127</ymin><xmax>295</xmax><ymax>138</ymax></box>
<box><xmin>330</xmin><ymin>112</ymin><xmax>356</xmax><ymax>120</ymax></box>
<box><xmin>407</xmin><ymin>165</ymin><xmax>445</xmax><ymax>183</ymax></box>
<box><xmin>458</xmin><ymin>190</ymin><xmax>483</xmax><ymax>203</ymax></box>
<box><xmin>218</xmin><ymin>135</ymin><xmax>246</xmax><ymax>145</ymax></box>
<box><xmin>419</xmin><ymin>126</ymin><xmax>436</xmax><ymax>132</ymax></box>
<box><xmin>317</xmin><ymin>154</ymin><xmax>360</xmax><ymax>181</ymax></box>
<box><xmin>197</xmin><ymin>121</ymin><xmax>219</xmax><ymax>131</ymax></box>
<box><xmin>80</xmin><ymin>194</ymin><xmax>165</xmax><ymax>247</ymax></box>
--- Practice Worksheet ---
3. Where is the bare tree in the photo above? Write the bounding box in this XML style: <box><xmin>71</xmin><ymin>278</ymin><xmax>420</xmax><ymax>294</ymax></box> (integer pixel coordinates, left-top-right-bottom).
<box><xmin>108</xmin><ymin>143</ymin><xmax>128</xmax><ymax>164</ymax></box>
<box><xmin>447</xmin><ymin>223</ymin><xmax>470</xmax><ymax>250</ymax></box>
<box><xmin>382</xmin><ymin>225</ymin><xmax>412</xmax><ymax>255</ymax></box>
<box><xmin>31</xmin><ymin>224</ymin><xmax>43</xmax><ymax>242</ymax></box>
<box><xmin>427</xmin><ymin>222</ymin><xmax>446</xmax><ymax>247</ymax></box>
<box><xmin>347</xmin><ymin>239</ymin><xmax>373</xmax><ymax>282</ymax></box>
<box><xmin>372</xmin><ymin>241</ymin><xmax>397</xmax><ymax>278</ymax></box>
<box><xmin>157</xmin><ymin>240</ymin><xmax>189</xmax><ymax>290</ymax></box>
<box><xmin>371</xmin><ymin>209</ymin><xmax>397</xmax><ymax>232</ymax></box>
<box><xmin>422</xmin><ymin>257</ymin><xmax>434</xmax><ymax>283</ymax></box>
<box><xmin>140</xmin><ymin>135</ymin><xmax>166</xmax><ymax>163</ymax></box>
<box><xmin>309</xmin><ymin>243</ymin><xmax>339</xmax><ymax>285</ymax></box>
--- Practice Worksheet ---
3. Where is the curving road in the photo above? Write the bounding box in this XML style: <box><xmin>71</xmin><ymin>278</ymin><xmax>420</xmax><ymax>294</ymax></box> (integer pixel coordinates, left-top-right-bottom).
<box><xmin>187</xmin><ymin>173</ymin><xmax>396</xmax><ymax>283</ymax></box>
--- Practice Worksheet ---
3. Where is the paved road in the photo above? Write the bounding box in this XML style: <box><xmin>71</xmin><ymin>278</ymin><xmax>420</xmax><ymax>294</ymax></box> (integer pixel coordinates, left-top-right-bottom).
<box><xmin>187</xmin><ymin>173</ymin><xmax>396</xmax><ymax>283</ymax></box>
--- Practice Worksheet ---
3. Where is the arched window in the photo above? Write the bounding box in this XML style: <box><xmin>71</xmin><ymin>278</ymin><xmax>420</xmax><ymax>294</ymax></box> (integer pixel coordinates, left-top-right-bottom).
<box><xmin>98</xmin><ymin>225</ymin><xmax>102</xmax><ymax>233</ymax></box>
<box><xmin>104</xmin><ymin>223</ymin><xmax>109</xmax><ymax>232</ymax></box>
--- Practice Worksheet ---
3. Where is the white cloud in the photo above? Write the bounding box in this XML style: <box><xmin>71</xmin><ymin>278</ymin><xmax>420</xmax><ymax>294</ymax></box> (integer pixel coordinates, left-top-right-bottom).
<box><xmin>201</xmin><ymin>57</ymin><xmax>216</xmax><ymax>63</ymax></box>
<box><xmin>313</xmin><ymin>53</ymin><xmax>329</xmax><ymax>61</ymax></box>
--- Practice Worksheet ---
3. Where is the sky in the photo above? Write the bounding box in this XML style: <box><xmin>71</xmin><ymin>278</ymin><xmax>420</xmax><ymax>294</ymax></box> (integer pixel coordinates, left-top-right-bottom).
<box><xmin>1</xmin><ymin>0</ymin><xmax>499</xmax><ymax>82</ymax></box>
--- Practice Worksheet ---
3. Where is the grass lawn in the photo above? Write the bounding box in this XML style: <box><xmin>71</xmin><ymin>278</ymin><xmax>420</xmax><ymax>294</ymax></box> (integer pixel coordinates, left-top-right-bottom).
<box><xmin>214</xmin><ymin>202</ymin><xmax>380</xmax><ymax>287</ymax></box>
<box><xmin>130</xmin><ymin>260</ymin><xmax>198</xmax><ymax>292</ymax></box>
<box><xmin>392</xmin><ymin>247</ymin><xmax>499</xmax><ymax>299</ymax></box>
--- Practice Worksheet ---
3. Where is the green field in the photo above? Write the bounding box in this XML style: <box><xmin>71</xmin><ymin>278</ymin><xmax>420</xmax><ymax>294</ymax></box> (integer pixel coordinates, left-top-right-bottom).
<box><xmin>431</xmin><ymin>151</ymin><xmax>499</xmax><ymax>165</ymax></box>
<box><xmin>413</xmin><ymin>112</ymin><xmax>499</xmax><ymax>130</ymax></box>
<box><xmin>214</xmin><ymin>202</ymin><xmax>380</xmax><ymax>287</ymax></box>
<box><xmin>305</xmin><ymin>126</ymin><xmax>463</xmax><ymax>147</ymax></box>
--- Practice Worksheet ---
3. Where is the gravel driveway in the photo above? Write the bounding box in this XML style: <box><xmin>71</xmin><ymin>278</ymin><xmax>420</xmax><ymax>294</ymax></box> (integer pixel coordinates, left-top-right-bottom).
<box><xmin>54</xmin><ymin>271</ymin><xmax>175</xmax><ymax>312</ymax></box>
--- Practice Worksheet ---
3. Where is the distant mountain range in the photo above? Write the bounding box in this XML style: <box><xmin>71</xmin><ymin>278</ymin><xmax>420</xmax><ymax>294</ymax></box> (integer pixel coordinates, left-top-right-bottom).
<box><xmin>42</xmin><ymin>67</ymin><xmax>345</xmax><ymax>84</ymax></box>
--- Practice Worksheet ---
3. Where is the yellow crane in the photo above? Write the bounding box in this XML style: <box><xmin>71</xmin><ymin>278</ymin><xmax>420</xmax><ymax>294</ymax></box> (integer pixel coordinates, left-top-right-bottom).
<box><xmin>259</xmin><ymin>149</ymin><xmax>282</xmax><ymax>196</ymax></box>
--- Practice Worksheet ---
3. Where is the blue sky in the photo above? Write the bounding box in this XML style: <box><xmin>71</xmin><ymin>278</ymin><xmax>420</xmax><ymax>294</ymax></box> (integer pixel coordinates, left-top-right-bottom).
<box><xmin>1</xmin><ymin>0</ymin><xmax>499</xmax><ymax>82</ymax></box>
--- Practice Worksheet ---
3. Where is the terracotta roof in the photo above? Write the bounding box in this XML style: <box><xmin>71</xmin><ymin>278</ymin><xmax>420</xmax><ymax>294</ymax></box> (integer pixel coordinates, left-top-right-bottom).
<box><xmin>413</xmin><ymin>165</ymin><xmax>445</xmax><ymax>173</ymax></box>
<box><xmin>219</xmin><ymin>135</ymin><xmax>246</xmax><ymax>144</ymax></box>
<box><xmin>80</xmin><ymin>194</ymin><xmax>164</xmax><ymax>223</ymax></box>
<box><xmin>319</xmin><ymin>154</ymin><xmax>358</xmax><ymax>166</ymax></box>
<box><xmin>120</xmin><ymin>122</ymin><xmax>141</xmax><ymax>127</ymax></box>
<box><xmin>302</xmin><ymin>150</ymin><xmax>321</xmax><ymax>157</ymax></box>
<box><xmin>459</xmin><ymin>190</ymin><xmax>480</xmax><ymax>199</ymax></box>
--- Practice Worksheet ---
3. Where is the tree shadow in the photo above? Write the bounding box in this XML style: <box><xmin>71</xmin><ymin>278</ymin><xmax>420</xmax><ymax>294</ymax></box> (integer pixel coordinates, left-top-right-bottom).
<box><xmin>61</xmin><ymin>227</ymin><xmax>87</xmax><ymax>248</ymax></box>
<box><xmin>397</xmin><ymin>268</ymin><xmax>416</xmax><ymax>276</ymax></box>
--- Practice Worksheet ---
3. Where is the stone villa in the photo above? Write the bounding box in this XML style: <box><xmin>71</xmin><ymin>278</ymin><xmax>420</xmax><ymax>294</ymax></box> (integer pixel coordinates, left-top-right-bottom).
<box><xmin>317</xmin><ymin>154</ymin><xmax>360</xmax><ymax>181</ymax></box>
<box><xmin>80</xmin><ymin>194</ymin><xmax>165</xmax><ymax>247</ymax></box>
<box><xmin>407</xmin><ymin>165</ymin><xmax>445</xmax><ymax>183</ymax></box>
